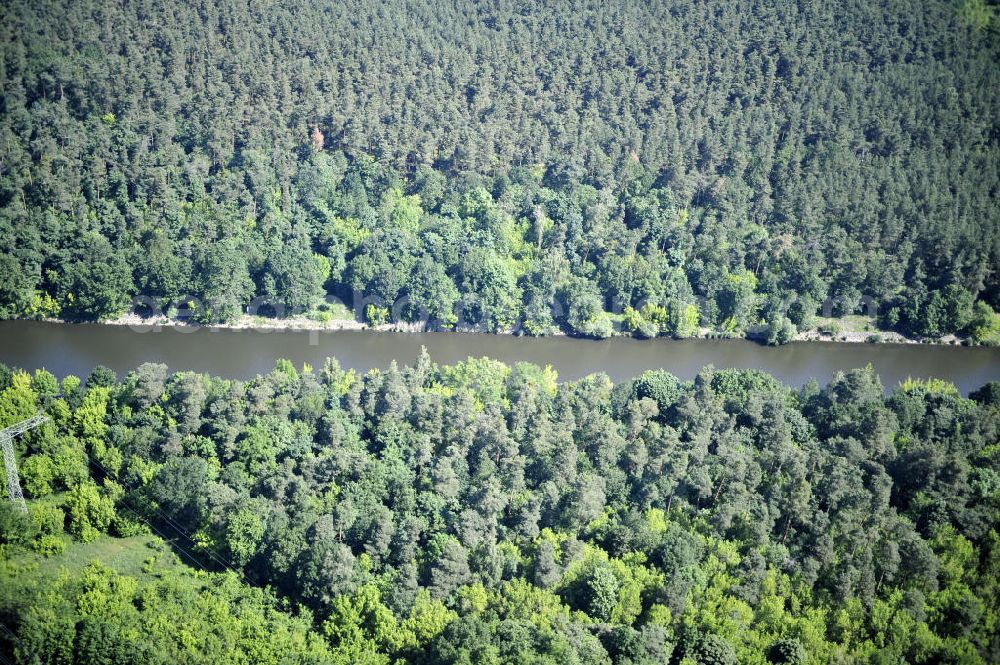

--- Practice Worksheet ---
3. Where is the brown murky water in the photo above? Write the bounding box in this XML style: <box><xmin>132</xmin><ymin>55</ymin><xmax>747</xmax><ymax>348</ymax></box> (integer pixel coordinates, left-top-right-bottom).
<box><xmin>1</xmin><ymin>320</ymin><xmax>998</xmax><ymax>394</ymax></box>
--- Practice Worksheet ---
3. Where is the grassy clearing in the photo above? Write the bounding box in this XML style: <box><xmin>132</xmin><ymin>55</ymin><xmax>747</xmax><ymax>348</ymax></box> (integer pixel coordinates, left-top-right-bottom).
<box><xmin>308</xmin><ymin>300</ymin><xmax>356</xmax><ymax>323</ymax></box>
<box><xmin>0</xmin><ymin>533</ymin><xmax>220</xmax><ymax>647</ymax></box>
<box><xmin>4</xmin><ymin>534</ymin><xmax>178</xmax><ymax>582</ymax></box>
<box><xmin>806</xmin><ymin>314</ymin><xmax>877</xmax><ymax>335</ymax></box>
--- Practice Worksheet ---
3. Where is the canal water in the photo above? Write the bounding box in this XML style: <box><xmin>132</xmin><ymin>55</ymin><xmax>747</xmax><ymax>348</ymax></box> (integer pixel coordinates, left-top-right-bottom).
<box><xmin>1</xmin><ymin>320</ymin><xmax>998</xmax><ymax>394</ymax></box>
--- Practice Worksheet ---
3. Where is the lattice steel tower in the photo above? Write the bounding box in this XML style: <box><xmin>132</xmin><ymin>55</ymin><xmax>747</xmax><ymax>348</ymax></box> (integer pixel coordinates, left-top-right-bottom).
<box><xmin>1</xmin><ymin>414</ymin><xmax>46</xmax><ymax>513</ymax></box>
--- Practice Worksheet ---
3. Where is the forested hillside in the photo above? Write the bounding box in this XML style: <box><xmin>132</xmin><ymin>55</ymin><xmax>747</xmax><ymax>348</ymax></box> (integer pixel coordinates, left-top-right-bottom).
<box><xmin>1</xmin><ymin>356</ymin><xmax>999</xmax><ymax>663</ymax></box>
<box><xmin>1</xmin><ymin>0</ymin><xmax>999</xmax><ymax>339</ymax></box>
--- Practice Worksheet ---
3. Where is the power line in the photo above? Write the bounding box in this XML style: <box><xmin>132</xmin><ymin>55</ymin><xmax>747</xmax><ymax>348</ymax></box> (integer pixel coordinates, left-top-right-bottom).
<box><xmin>3</xmin><ymin>409</ymin><xmax>254</xmax><ymax>580</ymax></box>
<box><xmin>1</xmin><ymin>454</ymin><xmax>252</xmax><ymax>662</ymax></box>
<box><xmin>3</xmin><ymin>414</ymin><xmax>264</xmax><ymax>660</ymax></box>
<box><xmin>81</xmin><ymin>452</ymin><xmax>251</xmax><ymax>582</ymax></box>
<box><xmin>0</xmin><ymin>619</ymin><xmax>30</xmax><ymax>665</ymax></box>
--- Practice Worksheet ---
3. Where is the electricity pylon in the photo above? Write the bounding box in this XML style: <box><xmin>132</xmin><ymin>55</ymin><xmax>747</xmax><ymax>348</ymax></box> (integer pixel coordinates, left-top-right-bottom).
<box><xmin>1</xmin><ymin>414</ymin><xmax>46</xmax><ymax>513</ymax></box>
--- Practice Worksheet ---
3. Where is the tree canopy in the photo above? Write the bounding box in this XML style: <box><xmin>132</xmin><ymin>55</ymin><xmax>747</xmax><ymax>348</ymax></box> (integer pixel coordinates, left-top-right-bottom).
<box><xmin>0</xmin><ymin>0</ymin><xmax>998</xmax><ymax>339</ymax></box>
<box><xmin>1</xmin><ymin>357</ymin><xmax>999</xmax><ymax>663</ymax></box>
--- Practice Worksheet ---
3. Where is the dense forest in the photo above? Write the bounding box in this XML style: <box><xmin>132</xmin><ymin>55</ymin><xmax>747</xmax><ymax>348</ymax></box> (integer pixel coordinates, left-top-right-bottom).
<box><xmin>1</xmin><ymin>0</ymin><xmax>1000</xmax><ymax>340</ymax></box>
<box><xmin>1</xmin><ymin>355</ymin><xmax>999</xmax><ymax>663</ymax></box>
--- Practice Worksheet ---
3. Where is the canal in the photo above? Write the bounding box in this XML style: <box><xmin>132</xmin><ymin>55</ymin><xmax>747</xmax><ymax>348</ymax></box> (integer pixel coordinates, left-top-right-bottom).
<box><xmin>2</xmin><ymin>320</ymin><xmax>998</xmax><ymax>394</ymax></box>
